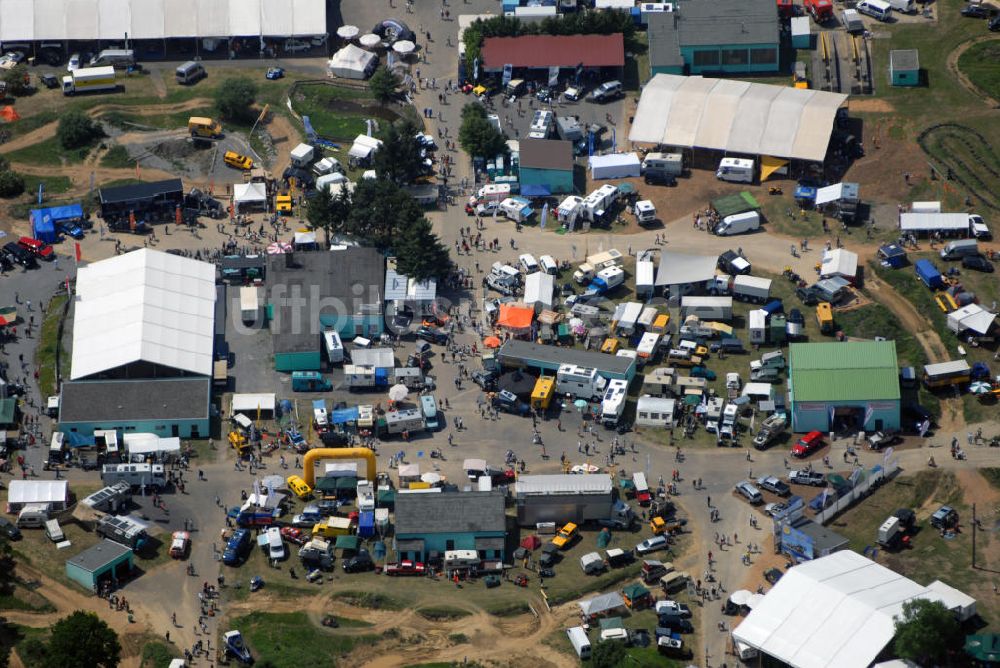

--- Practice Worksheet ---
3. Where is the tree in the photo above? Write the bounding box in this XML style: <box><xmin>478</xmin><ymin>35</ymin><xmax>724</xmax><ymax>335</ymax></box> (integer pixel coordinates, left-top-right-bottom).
<box><xmin>458</xmin><ymin>103</ymin><xmax>508</xmax><ymax>160</ymax></box>
<box><xmin>215</xmin><ymin>77</ymin><xmax>259</xmax><ymax>124</ymax></box>
<box><xmin>3</xmin><ymin>64</ymin><xmax>31</xmax><ymax>97</ymax></box>
<box><xmin>306</xmin><ymin>185</ymin><xmax>334</xmax><ymax>244</ymax></box>
<box><xmin>368</xmin><ymin>66</ymin><xmax>400</xmax><ymax>106</ymax></box>
<box><xmin>0</xmin><ymin>169</ymin><xmax>24</xmax><ymax>198</ymax></box>
<box><xmin>56</xmin><ymin>110</ymin><xmax>103</xmax><ymax>150</ymax></box>
<box><xmin>894</xmin><ymin>599</ymin><xmax>961</xmax><ymax>666</ymax></box>
<box><xmin>372</xmin><ymin>119</ymin><xmax>425</xmax><ymax>185</ymax></box>
<box><xmin>346</xmin><ymin>178</ymin><xmax>423</xmax><ymax>250</ymax></box>
<box><xmin>394</xmin><ymin>217</ymin><xmax>451</xmax><ymax>282</ymax></box>
<box><xmin>44</xmin><ymin>611</ymin><xmax>120</xmax><ymax>668</ymax></box>
<box><xmin>590</xmin><ymin>639</ymin><xmax>627</xmax><ymax>668</ymax></box>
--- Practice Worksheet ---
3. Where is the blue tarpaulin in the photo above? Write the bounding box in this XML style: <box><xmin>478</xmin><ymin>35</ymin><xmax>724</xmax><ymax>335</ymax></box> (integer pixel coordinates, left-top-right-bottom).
<box><xmin>31</xmin><ymin>204</ymin><xmax>84</xmax><ymax>243</ymax></box>
<box><xmin>330</xmin><ymin>407</ymin><xmax>360</xmax><ymax>424</ymax></box>
<box><xmin>66</xmin><ymin>432</ymin><xmax>96</xmax><ymax>448</ymax></box>
<box><xmin>520</xmin><ymin>184</ymin><xmax>551</xmax><ymax>197</ymax></box>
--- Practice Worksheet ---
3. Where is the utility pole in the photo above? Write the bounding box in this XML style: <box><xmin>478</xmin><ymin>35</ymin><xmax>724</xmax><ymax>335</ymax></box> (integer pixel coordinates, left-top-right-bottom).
<box><xmin>972</xmin><ymin>503</ymin><xmax>977</xmax><ymax>569</ymax></box>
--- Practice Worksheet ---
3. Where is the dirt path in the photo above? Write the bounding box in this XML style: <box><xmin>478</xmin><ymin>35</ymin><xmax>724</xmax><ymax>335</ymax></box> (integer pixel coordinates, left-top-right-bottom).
<box><xmin>263</xmin><ymin>112</ymin><xmax>302</xmax><ymax>177</ymax></box>
<box><xmin>864</xmin><ymin>275</ymin><xmax>949</xmax><ymax>363</ymax></box>
<box><xmin>946</xmin><ymin>36</ymin><xmax>1000</xmax><ymax>109</ymax></box>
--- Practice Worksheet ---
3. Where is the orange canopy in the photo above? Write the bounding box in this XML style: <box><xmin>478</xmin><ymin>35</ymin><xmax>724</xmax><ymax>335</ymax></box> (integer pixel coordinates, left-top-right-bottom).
<box><xmin>0</xmin><ymin>106</ymin><xmax>20</xmax><ymax>122</ymax></box>
<box><xmin>483</xmin><ymin>336</ymin><xmax>501</xmax><ymax>348</ymax></box>
<box><xmin>497</xmin><ymin>303</ymin><xmax>534</xmax><ymax>330</ymax></box>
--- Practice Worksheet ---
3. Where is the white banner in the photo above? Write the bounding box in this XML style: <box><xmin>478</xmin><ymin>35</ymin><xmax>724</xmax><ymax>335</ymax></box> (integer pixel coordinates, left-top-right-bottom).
<box><xmin>502</xmin><ymin>64</ymin><xmax>513</xmax><ymax>86</ymax></box>
<box><xmin>548</xmin><ymin>66</ymin><xmax>559</xmax><ymax>87</ymax></box>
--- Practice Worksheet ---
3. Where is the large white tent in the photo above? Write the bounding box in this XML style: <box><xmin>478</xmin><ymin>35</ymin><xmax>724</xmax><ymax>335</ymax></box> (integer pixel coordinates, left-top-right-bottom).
<box><xmin>71</xmin><ymin>249</ymin><xmax>216</xmax><ymax>380</ymax></box>
<box><xmin>523</xmin><ymin>272</ymin><xmax>555</xmax><ymax>310</ymax></box>
<box><xmin>820</xmin><ymin>248</ymin><xmax>858</xmax><ymax>281</ymax></box>
<box><xmin>629</xmin><ymin>74</ymin><xmax>849</xmax><ymax>163</ymax></box>
<box><xmin>328</xmin><ymin>44</ymin><xmax>378</xmax><ymax>80</ymax></box>
<box><xmin>7</xmin><ymin>480</ymin><xmax>69</xmax><ymax>508</ymax></box>
<box><xmin>0</xmin><ymin>0</ymin><xmax>325</xmax><ymax>41</ymax></box>
<box><xmin>233</xmin><ymin>182</ymin><xmax>267</xmax><ymax>212</ymax></box>
<box><xmin>732</xmin><ymin>551</ymin><xmax>971</xmax><ymax>668</ymax></box>
<box><xmin>123</xmin><ymin>433</ymin><xmax>181</xmax><ymax>459</ymax></box>
<box><xmin>947</xmin><ymin>304</ymin><xmax>996</xmax><ymax>337</ymax></box>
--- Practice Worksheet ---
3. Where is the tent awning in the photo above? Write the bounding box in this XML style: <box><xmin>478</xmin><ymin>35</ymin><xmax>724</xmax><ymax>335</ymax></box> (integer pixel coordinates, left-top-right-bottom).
<box><xmin>231</xmin><ymin>393</ymin><xmax>276</xmax><ymax>413</ymax></box>
<box><xmin>760</xmin><ymin>156</ymin><xmax>789</xmax><ymax>182</ymax></box>
<box><xmin>498</xmin><ymin>303</ymin><xmax>534</xmax><ymax>330</ymax></box>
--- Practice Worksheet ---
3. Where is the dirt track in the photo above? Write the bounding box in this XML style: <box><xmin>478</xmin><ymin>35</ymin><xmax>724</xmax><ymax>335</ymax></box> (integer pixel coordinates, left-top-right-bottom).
<box><xmin>946</xmin><ymin>36</ymin><xmax>1000</xmax><ymax>109</ymax></box>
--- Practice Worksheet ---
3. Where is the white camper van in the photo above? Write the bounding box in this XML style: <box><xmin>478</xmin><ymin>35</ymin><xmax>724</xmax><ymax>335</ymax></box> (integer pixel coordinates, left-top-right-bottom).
<box><xmin>716</xmin><ymin>158</ymin><xmax>755</xmax><ymax>184</ymax></box>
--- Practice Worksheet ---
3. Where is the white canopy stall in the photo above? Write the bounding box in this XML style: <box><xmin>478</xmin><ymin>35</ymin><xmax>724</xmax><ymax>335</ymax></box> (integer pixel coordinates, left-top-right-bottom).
<box><xmin>232</xmin><ymin>183</ymin><xmax>267</xmax><ymax>213</ymax></box>
<box><xmin>123</xmin><ymin>433</ymin><xmax>181</xmax><ymax>462</ymax></box>
<box><xmin>328</xmin><ymin>44</ymin><xmax>378</xmax><ymax>79</ymax></box>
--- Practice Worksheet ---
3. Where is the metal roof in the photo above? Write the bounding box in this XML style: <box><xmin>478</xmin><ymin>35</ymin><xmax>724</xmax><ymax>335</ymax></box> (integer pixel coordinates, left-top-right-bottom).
<box><xmin>789</xmin><ymin>341</ymin><xmax>900</xmax><ymax>403</ymax></box>
<box><xmin>890</xmin><ymin>49</ymin><xmax>919</xmax><ymax>71</ymax></box>
<box><xmin>515</xmin><ymin>474</ymin><xmax>613</xmax><ymax>496</ymax></box>
<box><xmin>395</xmin><ymin>491</ymin><xmax>506</xmax><ymax>536</ymax></box>
<box><xmin>481</xmin><ymin>33</ymin><xmax>625</xmax><ymax>69</ymax></box>
<box><xmin>519</xmin><ymin>139</ymin><xmax>574</xmax><ymax>171</ymax></box>
<box><xmin>59</xmin><ymin>378</ymin><xmax>211</xmax><ymax>423</ymax></box>
<box><xmin>66</xmin><ymin>540</ymin><xmax>132</xmax><ymax>573</ymax></box>
<box><xmin>630</xmin><ymin>74</ymin><xmax>848</xmax><ymax>163</ymax></box>
<box><xmin>646</xmin><ymin>0</ymin><xmax>779</xmax><ymax>50</ymax></box>
<box><xmin>71</xmin><ymin>249</ymin><xmax>216</xmax><ymax>379</ymax></box>
<box><xmin>98</xmin><ymin>179</ymin><xmax>183</xmax><ymax>205</ymax></box>
<box><xmin>498</xmin><ymin>340</ymin><xmax>635</xmax><ymax>377</ymax></box>
<box><xmin>647</xmin><ymin>13</ymin><xmax>683</xmax><ymax>68</ymax></box>
<box><xmin>656</xmin><ymin>251</ymin><xmax>718</xmax><ymax>287</ymax></box>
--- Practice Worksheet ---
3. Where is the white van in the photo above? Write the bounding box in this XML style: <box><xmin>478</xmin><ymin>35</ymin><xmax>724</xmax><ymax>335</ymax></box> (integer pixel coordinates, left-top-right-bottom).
<box><xmin>519</xmin><ymin>253</ymin><xmax>540</xmax><ymax>274</ymax></box>
<box><xmin>89</xmin><ymin>49</ymin><xmax>135</xmax><ymax>68</ymax></box>
<box><xmin>476</xmin><ymin>183</ymin><xmax>511</xmax><ymax>203</ymax></box>
<box><xmin>716</xmin><ymin>158</ymin><xmax>755</xmax><ymax>183</ymax></box>
<box><xmin>566</xmin><ymin>626</ymin><xmax>592</xmax><ymax>659</ymax></box>
<box><xmin>635</xmin><ymin>200</ymin><xmax>657</xmax><ymax>224</ymax></box>
<box><xmin>857</xmin><ymin>0</ymin><xmax>892</xmax><ymax>20</ymax></box>
<box><xmin>887</xmin><ymin>0</ymin><xmax>915</xmax><ymax>12</ymax></box>
<box><xmin>641</xmin><ymin>152</ymin><xmax>683</xmax><ymax>176</ymax></box>
<box><xmin>175</xmin><ymin>61</ymin><xmax>206</xmax><ymax>85</ymax></box>
<box><xmin>715</xmin><ymin>211</ymin><xmax>761</xmax><ymax>236</ymax></box>
<box><xmin>266</xmin><ymin>527</ymin><xmax>286</xmax><ymax>561</ymax></box>
<box><xmin>539</xmin><ymin>255</ymin><xmax>558</xmax><ymax>275</ymax></box>
<box><xmin>45</xmin><ymin>519</ymin><xmax>65</xmax><ymax>542</ymax></box>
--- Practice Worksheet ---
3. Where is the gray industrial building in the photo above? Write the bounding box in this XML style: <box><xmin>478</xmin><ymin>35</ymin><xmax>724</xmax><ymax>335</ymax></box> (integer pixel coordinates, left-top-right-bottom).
<box><xmin>514</xmin><ymin>474</ymin><xmax>614</xmax><ymax>526</ymax></box>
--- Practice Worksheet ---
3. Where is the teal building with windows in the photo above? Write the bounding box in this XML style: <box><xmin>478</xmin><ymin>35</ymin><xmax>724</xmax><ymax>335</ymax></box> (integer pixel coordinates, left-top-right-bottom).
<box><xmin>648</xmin><ymin>0</ymin><xmax>780</xmax><ymax>76</ymax></box>
<box><xmin>394</xmin><ymin>491</ymin><xmax>507</xmax><ymax>562</ymax></box>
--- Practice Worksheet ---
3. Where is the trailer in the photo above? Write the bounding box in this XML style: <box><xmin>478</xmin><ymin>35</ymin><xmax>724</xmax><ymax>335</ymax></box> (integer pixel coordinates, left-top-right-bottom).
<box><xmin>636</xmin><ymin>332</ymin><xmax>662</xmax><ymax>364</ymax></box>
<box><xmin>636</xmin><ymin>396</ymin><xmax>675</xmax><ymax>428</ymax></box>
<box><xmin>324</xmin><ymin>330</ymin><xmax>344</xmax><ymax>364</ymax></box>
<box><xmin>101</xmin><ymin>463</ymin><xmax>166</xmax><ymax>490</ymax></box>
<box><xmin>96</xmin><ymin>515</ymin><xmax>148</xmax><ymax>550</ymax></box>
<box><xmin>580</xmin><ymin>184</ymin><xmax>620</xmax><ymax>222</ymax></box>
<box><xmin>923</xmin><ymin>360</ymin><xmax>971</xmax><ymax>388</ymax></box>
<box><xmin>384</xmin><ymin>408</ymin><xmax>425</xmax><ymax>435</ymax></box>
<box><xmin>345</xmin><ymin>364</ymin><xmax>390</xmax><ymax>391</ymax></box>
<box><xmin>732</xmin><ymin>275</ymin><xmax>772</xmax><ymax>303</ymax></box>
<box><xmin>239</xmin><ymin>286</ymin><xmax>260</xmax><ymax>322</ymax></box>
<box><xmin>614</xmin><ymin>302</ymin><xmax>644</xmax><ymax>336</ymax></box>
<box><xmin>636</xmin><ymin>259</ymin><xmax>655</xmax><ymax>297</ymax></box>
<box><xmin>914</xmin><ymin>259</ymin><xmax>944</xmax><ymax>289</ymax></box>
<box><xmin>900</xmin><ymin>212</ymin><xmax>986</xmax><ymax>238</ymax></box>
<box><xmin>681</xmin><ymin>296</ymin><xmax>733</xmax><ymax>321</ymax></box>
<box><xmin>600</xmin><ymin>379</ymin><xmax>629</xmax><ymax>426</ymax></box>
<box><xmin>748</xmin><ymin>309</ymin><xmax>768</xmax><ymax>345</ymax></box>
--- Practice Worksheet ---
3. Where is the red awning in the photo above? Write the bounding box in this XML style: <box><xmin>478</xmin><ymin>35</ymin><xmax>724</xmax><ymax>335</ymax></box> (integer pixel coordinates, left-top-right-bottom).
<box><xmin>481</xmin><ymin>34</ymin><xmax>625</xmax><ymax>69</ymax></box>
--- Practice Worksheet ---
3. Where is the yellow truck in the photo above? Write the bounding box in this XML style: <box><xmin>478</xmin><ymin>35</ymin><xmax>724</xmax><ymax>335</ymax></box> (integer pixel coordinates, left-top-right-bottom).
<box><xmin>551</xmin><ymin>522</ymin><xmax>578</xmax><ymax>549</ymax></box>
<box><xmin>188</xmin><ymin>116</ymin><xmax>223</xmax><ymax>139</ymax></box>
<box><xmin>275</xmin><ymin>193</ymin><xmax>293</xmax><ymax>215</ymax></box>
<box><xmin>650</xmin><ymin>516</ymin><xmax>687</xmax><ymax>536</ymax></box>
<box><xmin>816</xmin><ymin>302</ymin><xmax>834</xmax><ymax>334</ymax></box>
<box><xmin>531</xmin><ymin>376</ymin><xmax>555</xmax><ymax>410</ymax></box>
<box><xmin>312</xmin><ymin>516</ymin><xmax>352</xmax><ymax>538</ymax></box>
<box><xmin>286</xmin><ymin>475</ymin><xmax>313</xmax><ymax>499</ymax></box>
<box><xmin>224</xmin><ymin>150</ymin><xmax>253</xmax><ymax>171</ymax></box>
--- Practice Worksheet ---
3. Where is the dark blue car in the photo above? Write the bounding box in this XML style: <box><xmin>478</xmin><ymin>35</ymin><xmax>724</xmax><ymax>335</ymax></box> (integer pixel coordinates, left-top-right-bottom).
<box><xmin>222</xmin><ymin>528</ymin><xmax>252</xmax><ymax>565</ymax></box>
<box><xmin>58</xmin><ymin>221</ymin><xmax>85</xmax><ymax>239</ymax></box>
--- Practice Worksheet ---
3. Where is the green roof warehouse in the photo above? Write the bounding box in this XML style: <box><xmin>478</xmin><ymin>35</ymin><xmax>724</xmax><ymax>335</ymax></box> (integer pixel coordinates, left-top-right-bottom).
<box><xmin>788</xmin><ymin>341</ymin><xmax>900</xmax><ymax>433</ymax></box>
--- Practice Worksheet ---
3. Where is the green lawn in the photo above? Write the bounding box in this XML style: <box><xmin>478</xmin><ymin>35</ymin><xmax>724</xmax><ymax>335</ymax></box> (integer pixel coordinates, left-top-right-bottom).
<box><xmin>139</xmin><ymin>640</ymin><xmax>180</xmax><ymax>668</ymax></box>
<box><xmin>957</xmin><ymin>40</ymin><xmax>1000</xmax><ymax>100</ymax></box>
<box><xmin>288</xmin><ymin>82</ymin><xmax>383</xmax><ymax>141</ymax></box>
<box><xmin>35</xmin><ymin>293</ymin><xmax>69</xmax><ymax>398</ymax></box>
<box><xmin>5</xmin><ymin>134</ymin><xmax>93</xmax><ymax>166</ymax></box>
<box><xmin>230</xmin><ymin>611</ymin><xmax>378</xmax><ymax>668</ymax></box>
<box><xmin>100</xmin><ymin>145</ymin><xmax>133</xmax><ymax>169</ymax></box>
<box><xmin>20</xmin><ymin>174</ymin><xmax>73</xmax><ymax>197</ymax></box>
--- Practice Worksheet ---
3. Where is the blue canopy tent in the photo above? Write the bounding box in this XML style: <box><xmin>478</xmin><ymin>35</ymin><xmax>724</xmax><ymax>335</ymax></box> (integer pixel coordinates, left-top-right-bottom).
<box><xmin>31</xmin><ymin>204</ymin><xmax>84</xmax><ymax>243</ymax></box>
<box><xmin>330</xmin><ymin>407</ymin><xmax>360</xmax><ymax>424</ymax></box>
<box><xmin>520</xmin><ymin>184</ymin><xmax>551</xmax><ymax>197</ymax></box>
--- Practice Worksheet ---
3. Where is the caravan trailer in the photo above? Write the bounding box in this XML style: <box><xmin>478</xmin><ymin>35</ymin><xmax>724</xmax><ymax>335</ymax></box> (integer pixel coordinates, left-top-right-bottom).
<box><xmin>716</xmin><ymin>158</ymin><xmax>755</xmax><ymax>184</ymax></box>
<box><xmin>101</xmin><ymin>463</ymin><xmax>167</xmax><ymax>490</ymax></box>
<box><xmin>600</xmin><ymin>379</ymin><xmax>629</xmax><ymax>427</ymax></box>
<box><xmin>580</xmin><ymin>184</ymin><xmax>619</xmax><ymax>222</ymax></box>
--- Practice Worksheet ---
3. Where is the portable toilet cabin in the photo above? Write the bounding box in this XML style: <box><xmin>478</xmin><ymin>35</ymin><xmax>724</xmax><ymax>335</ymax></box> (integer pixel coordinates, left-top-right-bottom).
<box><xmin>791</xmin><ymin>16</ymin><xmax>811</xmax><ymax>49</ymax></box>
<box><xmin>889</xmin><ymin>49</ymin><xmax>919</xmax><ymax>87</ymax></box>
<box><xmin>749</xmin><ymin>309</ymin><xmax>767</xmax><ymax>345</ymax></box>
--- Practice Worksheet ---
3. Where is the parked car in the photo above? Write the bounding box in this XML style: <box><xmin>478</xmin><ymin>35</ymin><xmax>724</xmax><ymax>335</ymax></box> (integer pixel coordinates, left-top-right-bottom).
<box><xmin>67</xmin><ymin>53</ymin><xmax>82</xmax><ymax>71</ymax></box>
<box><xmin>645</xmin><ymin>171</ymin><xmax>677</xmax><ymax>187</ymax></box>
<box><xmin>40</xmin><ymin>74</ymin><xmax>60</xmax><ymax>89</ymax></box>
<box><xmin>472</xmin><ymin>370</ymin><xmax>497</xmax><ymax>391</ymax></box>
<box><xmin>590</xmin><ymin>80</ymin><xmax>623</xmax><ymax>103</ymax></box>
<box><xmin>0</xmin><ymin>517</ymin><xmax>21</xmax><ymax>540</ymax></box>
<box><xmin>384</xmin><ymin>560</ymin><xmax>427</xmax><ymax>576</ymax></box>
<box><xmin>551</xmin><ymin>522</ymin><xmax>578</xmax><ymax>549</ymax></box>
<box><xmin>757</xmin><ymin>475</ymin><xmax>791</xmax><ymax>496</ymax></box>
<box><xmin>635</xmin><ymin>535</ymin><xmax>669</xmax><ymax>555</ymax></box>
<box><xmin>764</xmin><ymin>502</ymin><xmax>788</xmax><ymax>517</ymax></box>
<box><xmin>57</xmin><ymin>221</ymin><xmax>85</xmax><ymax>239</ymax></box>
<box><xmin>283</xmin><ymin>38</ymin><xmax>312</xmax><ymax>53</ymax></box>
<box><xmin>169</xmin><ymin>531</ymin><xmax>191</xmax><ymax>558</ymax></box>
<box><xmin>962</xmin><ymin>254</ymin><xmax>994</xmax><ymax>272</ymax></box>
<box><xmin>265</xmin><ymin>67</ymin><xmax>285</xmax><ymax>80</ymax></box>
<box><xmin>734</xmin><ymin>481</ymin><xmax>763</xmax><ymax>504</ymax></box>
<box><xmin>280</xmin><ymin>526</ymin><xmax>307</xmax><ymax>545</ymax></box>
<box><xmin>2</xmin><ymin>242</ymin><xmax>37</xmax><ymax>269</ymax></box>
<box><xmin>342</xmin><ymin>548</ymin><xmax>375</xmax><ymax>573</ymax></box>
<box><xmin>655</xmin><ymin>600</ymin><xmax>691</xmax><ymax>617</ymax></box>
<box><xmin>18</xmin><ymin>237</ymin><xmax>54</xmax><ymax>261</ymax></box>
<box><xmin>990</xmin><ymin>13</ymin><xmax>1000</xmax><ymax>29</ymax></box>
<box><xmin>415</xmin><ymin>326</ymin><xmax>448</xmax><ymax>345</ymax></box>
<box><xmin>222</xmin><ymin>529</ymin><xmax>252</xmax><ymax>565</ymax></box>
<box><xmin>657</xmin><ymin>614</ymin><xmax>694</xmax><ymax>633</ymax></box>
<box><xmin>962</xmin><ymin>3</ymin><xmax>991</xmax><ymax>17</ymax></box>
<box><xmin>795</xmin><ymin>286</ymin><xmax>819</xmax><ymax>305</ymax></box>
<box><xmin>789</xmin><ymin>469</ymin><xmax>826</xmax><ymax>486</ymax></box>
<box><xmin>791</xmin><ymin>430</ymin><xmax>824</xmax><ymax>458</ymax></box>
<box><xmin>930</xmin><ymin>505</ymin><xmax>959</xmax><ymax>529</ymax></box>
<box><xmin>224</xmin><ymin>151</ymin><xmax>253</xmax><ymax>170</ymax></box>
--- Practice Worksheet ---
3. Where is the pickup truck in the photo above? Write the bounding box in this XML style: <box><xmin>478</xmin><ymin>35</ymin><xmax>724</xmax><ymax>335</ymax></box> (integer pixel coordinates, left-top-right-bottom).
<box><xmin>788</xmin><ymin>469</ymin><xmax>826</xmax><ymax>486</ymax></box>
<box><xmin>551</xmin><ymin>522</ymin><xmax>578</xmax><ymax>549</ymax></box>
<box><xmin>383</xmin><ymin>560</ymin><xmax>427</xmax><ymax>576</ymax></box>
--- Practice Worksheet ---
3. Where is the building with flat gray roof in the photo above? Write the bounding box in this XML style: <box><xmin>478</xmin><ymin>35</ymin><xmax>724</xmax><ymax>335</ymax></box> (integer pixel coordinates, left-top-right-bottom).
<box><xmin>647</xmin><ymin>0</ymin><xmax>780</xmax><ymax>76</ymax></box>
<box><xmin>65</xmin><ymin>540</ymin><xmax>133</xmax><ymax>591</ymax></box>
<box><xmin>498</xmin><ymin>340</ymin><xmax>636</xmax><ymax>381</ymax></box>
<box><xmin>394</xmin><ymin>491</ymin><xmax>507</xmax><ymax>562</ymax></box>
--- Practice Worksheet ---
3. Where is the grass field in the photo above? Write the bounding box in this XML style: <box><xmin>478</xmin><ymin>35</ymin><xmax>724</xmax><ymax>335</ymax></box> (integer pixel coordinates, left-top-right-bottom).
<box><xmin>5</xmin><ymin>134</ymin><xmax>94</xmax><ymax>166</ymax></box>
<box><xmin>231</xmin><ymin>611</ymin><xmax>378</xmax><ymax>668</ymax></box>
<box><xmin>19</xmin><ymin>174</ymin><xmax>73</xmax><ymax>197</ymax></box>
<box><xmin>289</xmin><ymin>83</ymin><xmax>379</xmax><ymax>141</ymax></box>
<box><xmin>957</xmin><ymin>39</ymin><xmax>1000</xmax><ymax>101</ymax></box>
<box><xmin>100</xmin><ymin>144</ymin><xmax>134</xmax><ymax>169</ymax></box>
<box><xmin>36</xmin><ymin>293</ymin><xmax>69</xmax><ymax>398</ymax></box>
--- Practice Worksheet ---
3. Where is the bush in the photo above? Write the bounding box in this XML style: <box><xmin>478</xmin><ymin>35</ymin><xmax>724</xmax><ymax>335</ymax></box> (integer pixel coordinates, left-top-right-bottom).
<box><xmin>215</xmin><ymin>77</ymin><xmax>259</xmax><ymax>125</ymax></box>
<box><xmin>56</xmin><ymin>110</ymin><xmax>103</xmax><ymax>150</ymax></box>
<box><xmin>0</xmin><ymin>169</ymin><xmax>25</xmax><ymax>197</ymax></box>
<box><xmin>3</xmin><ymin>64</ymin><xmax>32</xmax><ymax>97</ymax></box>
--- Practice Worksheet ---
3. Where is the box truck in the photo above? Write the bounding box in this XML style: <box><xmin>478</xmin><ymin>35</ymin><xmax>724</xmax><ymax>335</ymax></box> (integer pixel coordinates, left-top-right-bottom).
<box><xmin>573</xmin><ymin>249</ymin><xmax>624</xmax><ymax>284</ymax></box>
<box><xmin>732</xmin><ymin>275</ymin><xmax>772</xmax><ymax>303</ymax></box>
<box><xmin>716</xmin><ymin>158</ymin><xmax>755</xmax><ymax>183</ymax></box>
<box><xmin>714</xmin><ymin>211</ymin><xmax>761</xmax><ymax>236</ymax></box>
<box><xmin>499</xmin><ymin>197</ymin><xmax>534</xmax><ymax>223</ymax></box>
<box><xmin>290</xmin><ymin>143</ymin><xmax>315</xmax><ymax>168</ymax></box>
<box><xmin>557</xmin><ymin>364</ymin><xmax>608</xmax><ymax>401</ymax></box>
<box><xmin>914</xmin><ymin>259</ymin><xmax>944</xmax><ymax>289</ymax></box>
<box><xmin>62</xmin><ymin>66</ymin><xmax>118</xmax><ymax>95</ymax></box>
<box><xmin>587</xmin><ymin>266</ymin><xmax>625</xmax><ymax>295</ymax></box>
<box><xmin>635</xmin><ymin>200</ymin><xmax>657</xmax><ymax>225</ymax></box>
<box><xmin>240</xmin><ymin>286</ymin><xmax>260</xmax><ymax>322</ymax></box>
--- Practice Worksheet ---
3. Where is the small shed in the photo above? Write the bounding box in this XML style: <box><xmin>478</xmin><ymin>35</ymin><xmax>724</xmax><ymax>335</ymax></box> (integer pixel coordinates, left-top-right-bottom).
<box><xmin>877</xmin><ymin>243</ymin><xmax>907</xmax><ymax>268</ymax></box>
<box><xmin>890</xmin><ymin>49</ymin><xmax>919</xmax><ymax>87</ymax></box>
<box><xmin>622</xmin><ymin>582</ymin><xmax>653</xmax><ymax>609</ymax></box>
<box><xmin>791</xmin><ymin>16</ymin><xmax>811</xmax><ymax>49</ymax></box>
<box><xmin>65</xmin><ymin>540</ymin><xmax>134</xmax><ymax>591</ymax></box>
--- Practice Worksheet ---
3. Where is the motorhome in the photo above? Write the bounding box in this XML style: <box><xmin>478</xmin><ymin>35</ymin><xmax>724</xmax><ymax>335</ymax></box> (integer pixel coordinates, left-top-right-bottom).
<box><xmin>716</xmin><ymin>158</ymin><xmax>755</xmax><ymax>184</ymax></box>
<box><xmin>556</xmin><ymin>364</ymin><xmax>608</xmax><ymax>401</ymax></box>
<box><xmin>557</xmin><ymin>196</ymin><xmax>585</xmax><ymax>226</ymax></box>
<box><xmin>636</xmin><ymin>332</ymin><xmax>662</xmax><ymax>364</ymax></box>
<box><xmin>635</xmin><ymin>200</ymin><xmax>657</xmax><ymax>225</ymax></box>
<box><xmin>16</xmin><ymin>504</ymin><xmax>49</xmax><ymax>528</ymax></box>
<box><xmin>600</xmin><ymin>379</ymin><xmax>629</xmax><ymax>427</ymax></box>
<box><xmin>580</xmin><ymin>184</ymin><xmax>619</xmax><ymax>222</ymax></box>
<box><xmin>101</xmin><ymin>463</ymin><xmax>167</xmax><ymax>490</ymax></box>
<box><xmin>384</xmin><ymin>408</ymin><xmax>426</xmax><ymax>435</ymax></box>
<box><xmin>573</xmin><ymin>248</ymin><xmax>624</xmax><ymax>284</ymax></box>
<box><xmin>641</xmin><ymin>152</ymin><xmax>683</xmax><ymax>176</ymax></box>
<box><xmin>614</xmin><ymin>302</ymin><xmax>644</xmax><ymax>336</ymax></box>
<box><xmin>528</xmin><ymin>110</ymin><xmax>554</xmax><ymax>139</ymax></box>
<box><xmin>556</xmin><ymin>115</ymin><xmax>583</xmax><ymax>141</ymax></box>
<box><xmin>499</xmin><ymin>197</ymin><xmax>534</xmax><ymax>223</ymax></box>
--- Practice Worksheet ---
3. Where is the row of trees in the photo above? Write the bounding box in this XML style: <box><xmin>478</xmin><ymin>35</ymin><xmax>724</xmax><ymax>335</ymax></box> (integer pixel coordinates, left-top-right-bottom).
<box><xmin>461</xmin><ymin>12</ymin><xmax>638</xmax><ymax>77</ymax></box>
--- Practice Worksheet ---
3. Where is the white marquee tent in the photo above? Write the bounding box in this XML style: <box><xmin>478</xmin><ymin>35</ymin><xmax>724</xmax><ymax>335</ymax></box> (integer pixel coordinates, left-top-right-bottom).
<box><xmin>947</xmin><ymin>304</ymin><xmax>996</xmax><ymax>337</ymax></box>
<box><xmin>629</xmin><ymin>74</ymin><xmax>849</xmax><ymax>163</ymax></box>
<box><xmin>0</xmin><ymin>0</ymin><xmax>325</xmax><ymax>41</ymax></box>
<box><xmin>123</xmin><ymin>433</ymin><xmax>181</xmax><ymax>459</ymax></box>
<box><xmin>231</xmin><ymin>393</ymin><xmax>276</xmax><ymax>414</ymax></box>
<box><xmin>6</xmin><ymin>480</ymin><xmax>69</xmax><ymax>509</ymax></box>
<box><xmin>523</xmin><ymin>271</ymin><xmax>555</xmax><ymax>310</ymax></box>
<box><xmin>732</xmin><ymin>551</ymin><xmax>971</xmax><ymax>668</ymax></box>
<box><xmin>233</xmin><ymin>182</ymin><xmax>267</xmax><ymax>212</ymax></box>
<box><xmin>820</xmin><ymin>248</ymin><xmax>858</xmax><ymax>280</ymax></box>
<box><xmin>328</xmin><ymin>44</ymin><xmax>378</xmax><ymax>80</ymax></box>
<box><xmin>71</xmin><ymin>249</ymin><xmax>216</xmax><ymax>380</ymax></box>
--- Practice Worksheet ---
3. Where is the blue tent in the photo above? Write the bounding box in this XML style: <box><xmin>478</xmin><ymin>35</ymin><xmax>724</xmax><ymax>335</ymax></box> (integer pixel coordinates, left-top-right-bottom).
<box><xmin>520</xmin><ymin>184</ymin><xmax>551</xmax><ymax>197</ymax></box>
<box><xmin>330</xmin><ymin>407</ymin><xmax>360</xmax><ymax>424</ymax></box>
<box><xmin>31</xmin><ymin>204</ymin><xmax>84</xmax><ymax>243</ymax></box>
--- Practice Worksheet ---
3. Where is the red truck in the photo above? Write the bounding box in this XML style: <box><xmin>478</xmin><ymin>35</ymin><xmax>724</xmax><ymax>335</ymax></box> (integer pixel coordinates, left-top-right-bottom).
<box><xmin>804</xmin><ymin>0</ymin><xmax>833</xmax><ymax>22</ymax></box>
<box><xmin>776</xmin><ymin>0</ymin><xmax>797</xmax><ymax>18</ymax></box>
<box><xmin>383</xmin><ymin>560</ymin><xmax>427</xmax><ymax>576</ymax></box>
